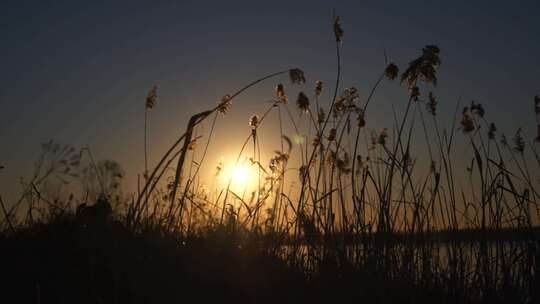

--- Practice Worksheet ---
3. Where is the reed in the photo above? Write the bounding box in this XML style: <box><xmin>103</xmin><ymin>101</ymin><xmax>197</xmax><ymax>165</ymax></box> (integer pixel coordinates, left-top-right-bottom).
<box><xmin>1</xmin><ymin>13</ymin><xmax>538</xmax><ymax>304</ymax></box>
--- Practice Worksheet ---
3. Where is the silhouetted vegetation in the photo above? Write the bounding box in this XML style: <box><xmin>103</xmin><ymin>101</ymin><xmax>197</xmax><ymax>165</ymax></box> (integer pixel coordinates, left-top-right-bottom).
<box><xmin>1</xmin><ymin>13</ymin><xmax>539</xmax><ymax>304</ymax></box>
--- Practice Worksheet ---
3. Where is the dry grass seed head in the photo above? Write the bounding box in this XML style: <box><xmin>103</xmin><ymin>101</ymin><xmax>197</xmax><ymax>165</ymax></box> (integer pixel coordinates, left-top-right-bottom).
<box><xmin>410</xmin><ymin>86</ymin><xmax>420</xmax><ymax>101</ymax></box>
<box><xmin>315</xmin><ymin>80</ymin><xmax>323</xmax><ymax>96</ymax></box>
<box><xmin>312</xmin><ymin>134</ymin><xmax>322</xmax><ymax>147</ymax></box>
<box><xmin>296</xmin><ymin>92</ymin><xmax>310</xmax><ymax>113</ymax></box>
<box><xmin>218</xmin><ymin>94</ymin><xmax>232</xmax><ymax>115</ymax></box>
<box><xmin>488</xmin><ymin>123</ymin><xmax>497</xmax><ymax>140</ymax></box>
<box><xmin>501</xmin><ymin>134</ymin><xmax>508</xmax><ymax>146</ymax></box>
<box><xmin>318</xmin><ymin>108</ymin><xmax>325</xmax><ymax>124</ymax></box>
<box><xmin>401</xmin><ymin>45</ymin><xmax>441</xmax><ymax>87</ymax></box>
<box><xmin>333</xmin><ymin>15</ymin><xmax>344</xmax><ymax>42</ymax></box>
<box><xmin>276</xmin><ymin>84</ymin><xmax>288</xmax><ymax>104</ymax></box>
<box><xmin>337</xmin><ymin>152</ymin><xmax>351</xmax><ymax>174</ymax></box>
<box><xmin>327</xmin><ymin>128</ymin><xmax>337</xmax><ymax>142</ymax></box>
<box><xmin>385</xmin><ymin>63</ymin><xmax>399</xmax><ymax>80</ymax></box>
<box><xmin>470</xmin><ymin>101</ymin><xmax>485</xmax><ymax>117</ymax></box>
<box><xmin>513</xmin><ymin>128</ymin><xmax>525</xmax><ymax>154</ymax></box>
<box><xmin>460</xmin><ymin>107</ymin><xmax>475</xmax><ymax>134</ymax></box>
<box><xmin>289</xmin><ymin>68</ymin><xmax>306</xmax><ymax>85</ymax></box>
<box><xmin>427</xmin><ymin>92</ymin><xmax>437</xmax><ymax>115</ymax></box>
<box><xmin>146</xmin><ymin>85</ymin><xmax>157</xmax><ymax>109</ymax></box>
<box><xmin>249</xmin><ymin>115</ymin><xmax>260</xmax><ymax>129</ymax></box>
<box><xmin>357</xmin><ymin>109</ymin><xmax>366</xmax><ymax>128</ymax></box>
<box><xmin>378</xmin><ymin>128</ymin><xmax>388</xmax><ymax>146</ymax></box>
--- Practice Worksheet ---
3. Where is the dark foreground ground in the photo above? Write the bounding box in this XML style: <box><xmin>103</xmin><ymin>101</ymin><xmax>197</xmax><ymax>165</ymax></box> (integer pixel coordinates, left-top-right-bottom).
<box><xmin>1</xmin><ymin>212</ymin><xmax>535</xmax><ymax>304</ymax></box>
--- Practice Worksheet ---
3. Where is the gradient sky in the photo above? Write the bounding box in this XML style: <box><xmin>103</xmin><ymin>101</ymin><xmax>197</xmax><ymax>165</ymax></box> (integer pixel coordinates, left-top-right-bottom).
<box><xmin>1</xmin><ymin>0</ymin><xmax>539</xmax><ymax>202</ymax></box>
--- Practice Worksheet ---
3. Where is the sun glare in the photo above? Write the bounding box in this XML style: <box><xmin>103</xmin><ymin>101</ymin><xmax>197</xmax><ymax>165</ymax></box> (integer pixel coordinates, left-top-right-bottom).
<box><xmin>216</xmin><ymin>157</ymin><xmax>257</xmax><ymax>193</ymax></box>
<box><xmin>231</xmin><ymin>164</ymin><xmax>249</xmax><ymax>187</ymax></box>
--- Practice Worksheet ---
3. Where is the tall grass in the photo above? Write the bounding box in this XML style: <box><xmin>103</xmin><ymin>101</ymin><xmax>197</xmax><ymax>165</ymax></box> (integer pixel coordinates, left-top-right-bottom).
<box><xmin>1</xmin><ymin>14</ymin><xmax>539</xmax><ymax>304</ymax></box>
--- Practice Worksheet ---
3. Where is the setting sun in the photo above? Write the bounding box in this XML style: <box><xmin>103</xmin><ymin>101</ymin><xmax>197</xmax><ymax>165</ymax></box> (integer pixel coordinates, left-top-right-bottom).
<box><xmin>231</xmin><ymin>164</ymin><xmax>249</xmax><ymax>187</ymax></box>
<box><xmin>216</xmin><ymin>157</ymin><xmax>259</xmax><ymax>194</ymax></box>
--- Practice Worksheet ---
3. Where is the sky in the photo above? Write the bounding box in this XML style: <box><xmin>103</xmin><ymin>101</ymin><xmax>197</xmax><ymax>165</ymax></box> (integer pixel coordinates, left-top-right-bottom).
<box><xmin>1</xmin><ymin>0</ymin><xmax>539</xmax><ymax>203</ymax></box>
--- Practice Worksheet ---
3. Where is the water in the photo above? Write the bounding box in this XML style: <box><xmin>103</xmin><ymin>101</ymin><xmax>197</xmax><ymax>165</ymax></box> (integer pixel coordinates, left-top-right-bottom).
<box><xmin>279</xmin><ymin>239</ymin><xmax>538</xmax><ymax>289</ymax></box>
